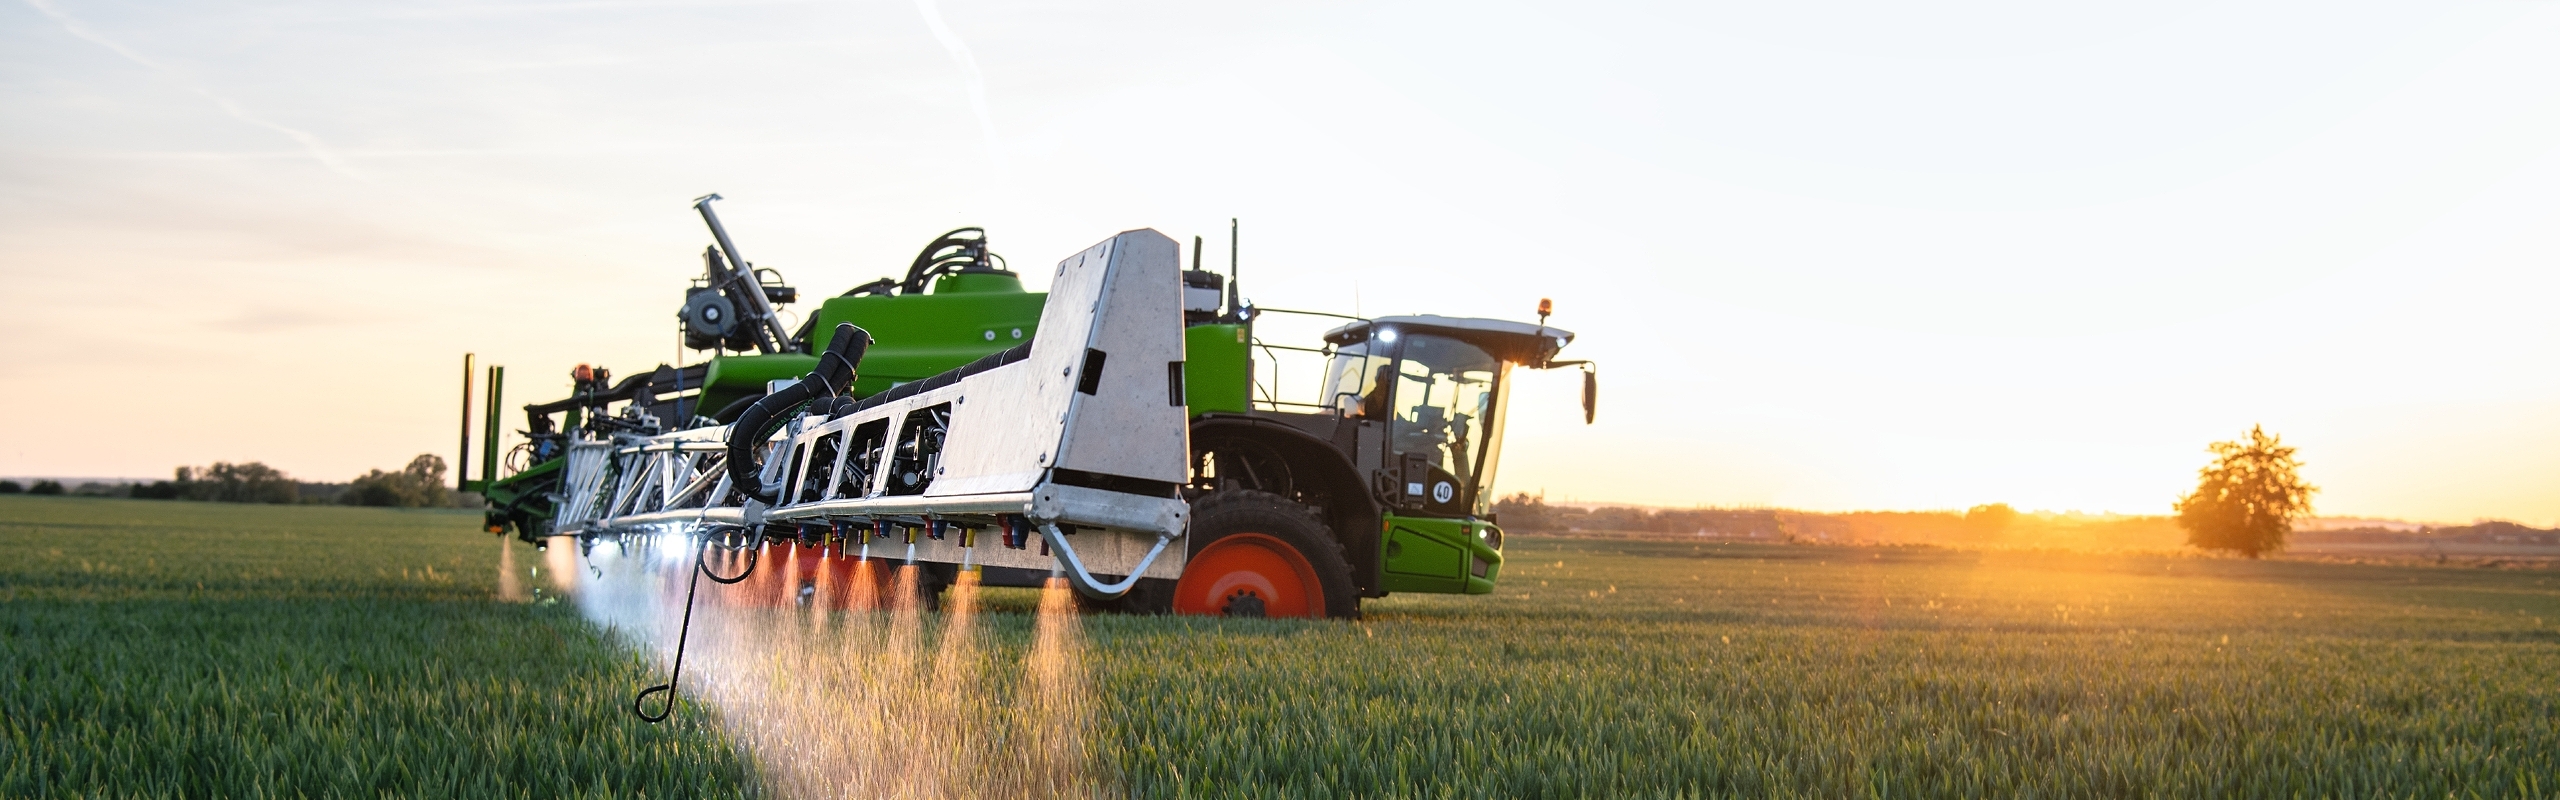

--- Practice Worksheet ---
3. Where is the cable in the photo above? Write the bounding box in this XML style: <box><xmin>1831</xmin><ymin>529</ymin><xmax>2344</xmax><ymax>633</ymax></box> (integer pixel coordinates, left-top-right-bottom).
<box><xmin>632</xmin><ymin>527</ymin><xmax>764</xmax><ymax>723</ymax></box>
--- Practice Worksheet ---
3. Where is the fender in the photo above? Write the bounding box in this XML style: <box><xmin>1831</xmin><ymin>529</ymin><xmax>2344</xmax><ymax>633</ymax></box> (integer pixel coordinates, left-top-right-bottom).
<box><xmin>1190</xmin><ymin>413</ymin><xmax>1386</xmax><ymax>596</ymax></box>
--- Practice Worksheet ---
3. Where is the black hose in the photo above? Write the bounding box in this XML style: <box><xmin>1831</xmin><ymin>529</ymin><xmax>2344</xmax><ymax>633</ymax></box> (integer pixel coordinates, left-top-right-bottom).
<box><xmin>900</xmin><ymin>228</ymin><xmax>992</xmax><ymax>294</ymax></box>
<box><xmin>709</xmin><ymin>393</ymin><xmax>763</xmax><ymax>425</ymax></box>
<box><xmin>700</xmin><ymin>535</ymin><xmax>760</xmax><ymax>584</ymax></box>
<box><xmin>632</xmin><ymin>530</ymin><xmax>760</xmax><ymax>723</ymax></box>
<box><xmin>725</xmin><ymin>323</ymin><xmax>871</xmax><ymax>504</ymax></box>
<box><xmin>633</xmin><ymin>540</ymin><xmax>711</xmax><ymax>723</ymax></box>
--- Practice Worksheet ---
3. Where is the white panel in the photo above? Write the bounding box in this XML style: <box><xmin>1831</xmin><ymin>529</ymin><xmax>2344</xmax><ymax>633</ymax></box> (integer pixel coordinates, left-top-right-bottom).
<box><xmin>925</xmin><ymin>233</ymin><xmax>1119</xmax><ymax>496</ymax></box>
<box><xmin>1055</xmin><ymin>229</ymin><xmax>1191</xmax><ymax>483</ymax></box>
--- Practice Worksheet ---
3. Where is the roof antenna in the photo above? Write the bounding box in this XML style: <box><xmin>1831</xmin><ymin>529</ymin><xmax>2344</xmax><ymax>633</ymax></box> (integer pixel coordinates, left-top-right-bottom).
<box><xmin>1227</xmin><ymin>218</ymin><xmax>1240</xmax><ymax>317</ymax></box>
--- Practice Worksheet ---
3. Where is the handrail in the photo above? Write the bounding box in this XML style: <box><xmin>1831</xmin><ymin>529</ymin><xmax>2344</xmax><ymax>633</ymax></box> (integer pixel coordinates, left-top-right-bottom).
<box><xmin>1251</xmin><ymin>306</ymin><xmax>1369</xmax><ymax>323</ymax></box>
<box><xmin>1254</xmin><ymin>399</ymin><xmax>1333</xmax><ymax>410</ymax></box>
<box><xmin>1256</xmin><ymin>342</ymin><xmax>1331</xmax><ymax>355</ymax></box>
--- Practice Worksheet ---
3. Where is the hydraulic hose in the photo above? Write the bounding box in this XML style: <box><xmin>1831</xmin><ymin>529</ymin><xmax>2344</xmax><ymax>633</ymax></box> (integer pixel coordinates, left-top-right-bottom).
<box><xmin>632</xmin><ymin>527</ymin><xmax>765</xmax><ymax>723</ymax></box>
<box><xmin>726</xmin><ymin>323</ymin><xmax>870</xmax><ymax>504</ymax></box>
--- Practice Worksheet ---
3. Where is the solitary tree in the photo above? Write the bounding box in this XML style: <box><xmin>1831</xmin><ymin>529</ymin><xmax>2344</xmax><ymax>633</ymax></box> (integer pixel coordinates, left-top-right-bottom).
<box><xmin>2174</xmin><ymin>425</ymin><xmax>2316</xmax><ymax>558</ymax></box>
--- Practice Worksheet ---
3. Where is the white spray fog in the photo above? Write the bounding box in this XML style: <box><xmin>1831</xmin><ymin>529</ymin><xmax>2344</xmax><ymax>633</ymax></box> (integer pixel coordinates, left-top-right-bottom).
<box><xmin>532</xmin><ymin>533</ymin><xmax>1098</xmax><ymax>798</ymax></box>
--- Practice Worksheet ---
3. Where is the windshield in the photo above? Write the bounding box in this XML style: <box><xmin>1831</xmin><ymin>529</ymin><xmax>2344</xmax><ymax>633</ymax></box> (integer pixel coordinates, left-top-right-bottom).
<box><xmin>1322</xmin><ymin>331</ymin><xmax>1516</xmax><ymax>515</ymax></box>
<box><xmin>1389</xmin><ymin>334</ymin><xmax>1509</xmax><ymax>514</ymax></box>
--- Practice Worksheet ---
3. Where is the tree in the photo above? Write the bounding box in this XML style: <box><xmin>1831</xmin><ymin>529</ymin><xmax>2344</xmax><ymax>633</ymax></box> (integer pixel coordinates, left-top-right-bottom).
<box><xmin>0</xmin><ymin>480</ymin><xmax>21</xmax><ymax>494</ymax></box>
<box><xmin>179</xmin><ymin>462</ymin><xmax>299</xmax><ymax>504</ymax></box>
<box><xmin>131</xmin><ymin>477</ymin><xmax>184</xmax><ymax>500</ymax></box>
<box><xmin>29</xmin><ymin>480</ymin><xmax>65</xmax><ymax>495</ymax></box>
<box><xmin>346</xmin><ymin>454</ymin><xmax>452</xmax><ymax>508</ymax></box>
<box><xmin>2175</xmin><ymin>425</ymin><xmax>2316</xmax><ymax>558</ymax></box>
<box><xmin>1493</xmin><ymin>491</ymin><xmax>1555</xmax><ymax>531</ymax></box>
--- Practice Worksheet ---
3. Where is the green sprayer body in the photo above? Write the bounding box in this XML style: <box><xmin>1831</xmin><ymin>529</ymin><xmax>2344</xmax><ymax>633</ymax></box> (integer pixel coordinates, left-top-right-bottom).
<box><xmin>466</xmin><ymin>206</ymin><xmax>1583</xmax><ymax>617</ymax></box>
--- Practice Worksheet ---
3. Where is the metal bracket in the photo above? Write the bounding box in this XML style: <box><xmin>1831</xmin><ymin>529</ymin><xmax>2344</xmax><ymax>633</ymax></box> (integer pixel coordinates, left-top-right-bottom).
<box><xmin>1038</xmin><ymin>521</ymin><xmax>1172</xmax><ymax>599</ymax></box>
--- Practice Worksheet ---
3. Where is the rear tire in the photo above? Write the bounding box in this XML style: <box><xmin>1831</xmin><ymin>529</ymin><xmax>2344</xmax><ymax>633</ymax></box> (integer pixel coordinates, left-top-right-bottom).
<box><xmin>1073</xmin><ymin>576</ymin><xmax>1175</xmax><ymax>615</ymax></box>
<box><xmin>1165</xmin><ymin>490</ymin><xmax>1360</xmax><ymax>620</ymax></box>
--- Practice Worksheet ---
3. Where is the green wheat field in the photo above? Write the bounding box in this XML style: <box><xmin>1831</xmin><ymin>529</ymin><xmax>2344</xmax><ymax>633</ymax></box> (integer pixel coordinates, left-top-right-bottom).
<box><xmin>5</xmin><ymin>495</ymin><xmax>2555</xmax><ymax>797</ymax></box>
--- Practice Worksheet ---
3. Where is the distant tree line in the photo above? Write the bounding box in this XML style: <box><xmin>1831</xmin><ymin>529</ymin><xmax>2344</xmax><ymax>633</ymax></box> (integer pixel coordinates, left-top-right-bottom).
<box><xmin>1495</xmin><ymin>493</ymin><xmax>1803</xmax><ymax>539</ymax></box>
<box><xmin>4</xmin><ymin>454</ymin><xmax>469</xmax><ymax>508</ymax></box>
<box><xmin>1492</xmin><ymin>491</ymin><xmax>2184</xmax><ymax>549</ymax></box>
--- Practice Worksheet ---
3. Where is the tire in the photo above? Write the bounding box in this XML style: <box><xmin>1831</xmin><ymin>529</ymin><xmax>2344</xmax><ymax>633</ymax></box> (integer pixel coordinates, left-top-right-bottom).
<box><xmin>910</xmin><ymin>562</ymin><xmax>953</xmax><ymax>613</ymax></box>
<box><xmin>1073</xmin><ymin>576</ymin><xmax>1176</xmax><ymax>615</ymax></box>
<box><xmin>1165</xmin><ymin>490</ymin><xmax>1360</xmax><ymax>620</ymax></box>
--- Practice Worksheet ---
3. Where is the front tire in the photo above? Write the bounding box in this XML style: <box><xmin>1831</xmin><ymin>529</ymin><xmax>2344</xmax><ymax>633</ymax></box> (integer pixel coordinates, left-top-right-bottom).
<box><xmin>1167</xmin><ymin>490</ymin><xmax>1360</xmax><ymax>620</ymax></box>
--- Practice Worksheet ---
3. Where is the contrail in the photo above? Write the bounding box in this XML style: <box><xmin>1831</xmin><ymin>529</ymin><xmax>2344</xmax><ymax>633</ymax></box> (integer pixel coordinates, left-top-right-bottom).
<box><xmin>912</xmin><ymin>0</ymin><xmax>1008</xmax><ymax>178</ymax></box>
<box><xmin>21</xmin><ymin>0</ymin><xmax>362</xmax><ymax>180</ymax></box>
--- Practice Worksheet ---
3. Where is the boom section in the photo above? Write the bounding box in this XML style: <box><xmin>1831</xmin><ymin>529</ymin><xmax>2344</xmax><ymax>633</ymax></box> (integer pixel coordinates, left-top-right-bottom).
<box><xmin>549</xmin><ymin>229</ymin><xmax>1195</xmax><ymax>597</ymax></box>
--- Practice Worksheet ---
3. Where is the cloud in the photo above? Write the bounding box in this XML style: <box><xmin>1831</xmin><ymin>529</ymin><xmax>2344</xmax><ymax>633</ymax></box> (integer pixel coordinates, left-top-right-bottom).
<box><xmin>19</xmin><ymin>0</ymin><xmax>365</xmax><ymax>181</ymax></box>
<box><xmin>912</xmin><ymin>0</ymin><xmax>1007</xmax><ymax>180</ymax></box>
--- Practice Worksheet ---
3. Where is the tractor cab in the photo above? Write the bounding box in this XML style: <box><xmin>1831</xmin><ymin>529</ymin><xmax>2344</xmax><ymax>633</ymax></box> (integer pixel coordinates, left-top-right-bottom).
<box><xmin>1318</xmin><ymin>316</ymin><xmax>1573</xmax><ymax>520</ymax></box>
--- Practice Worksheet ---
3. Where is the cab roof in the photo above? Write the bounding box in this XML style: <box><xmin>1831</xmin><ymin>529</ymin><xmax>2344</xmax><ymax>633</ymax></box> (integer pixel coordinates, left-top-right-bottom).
<box><xmin>1320</xmin><ymin>314</ymin><xmax>1576</xmax><ymax>365</ymax></box>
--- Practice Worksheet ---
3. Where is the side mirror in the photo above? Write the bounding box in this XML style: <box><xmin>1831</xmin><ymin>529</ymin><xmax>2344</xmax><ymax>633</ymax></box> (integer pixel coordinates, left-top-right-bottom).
<box><xmin>1581</xmin><ymin>368</ymin><xmax>1597</xmax><ymax>425</ymax></box>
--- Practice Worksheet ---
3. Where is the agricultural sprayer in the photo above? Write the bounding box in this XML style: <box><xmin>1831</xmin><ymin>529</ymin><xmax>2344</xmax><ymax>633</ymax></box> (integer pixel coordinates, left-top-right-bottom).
<box><xmin>457</xmin><ymin>195</ymin><xmax>1592</xmax><ymax>621</ymax></box>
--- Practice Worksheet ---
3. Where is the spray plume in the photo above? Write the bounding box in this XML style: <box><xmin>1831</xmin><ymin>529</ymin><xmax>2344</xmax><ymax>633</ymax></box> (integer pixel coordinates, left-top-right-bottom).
<box><xmin>566</xmin><ymin>534</ymin><xmax>1099</xmax><ymax>798</ymax></box>
<box><xmin>497</xmin><ymin>537</ymin><xmax>529</xmax><ymax>602</ymax></box>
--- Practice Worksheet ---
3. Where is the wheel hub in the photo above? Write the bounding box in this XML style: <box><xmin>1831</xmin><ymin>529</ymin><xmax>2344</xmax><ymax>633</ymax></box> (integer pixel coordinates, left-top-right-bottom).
<box><xmin>1173</xmin><ymin>531</ymin><xmax>1326</xmax><ymax>618</ymax></box>
<box><xmin>1221</xmin><ymin>589</ymin><xmax>1268</xmax><ymax>618</ymax></box>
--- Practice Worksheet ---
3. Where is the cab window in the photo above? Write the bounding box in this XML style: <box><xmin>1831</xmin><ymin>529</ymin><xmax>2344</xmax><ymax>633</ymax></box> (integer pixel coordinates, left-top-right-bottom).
<box><xmin>1387</xmin><ymin>335</ymin><xmax>1503</xmax><ymax>503</ymax></box>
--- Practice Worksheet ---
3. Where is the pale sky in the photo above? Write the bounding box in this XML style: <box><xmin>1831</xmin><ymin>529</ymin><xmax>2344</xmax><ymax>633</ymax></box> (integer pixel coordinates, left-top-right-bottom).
<box><xmin>3</xmin><ymin>0</ymin><xmax>2555</xmax><ymax>525</ymax></box>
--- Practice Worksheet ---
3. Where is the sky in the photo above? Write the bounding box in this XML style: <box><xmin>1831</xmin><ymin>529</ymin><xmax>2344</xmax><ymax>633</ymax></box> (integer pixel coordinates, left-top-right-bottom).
<box><xmin>1</xmin><ymin>0</ymin><xmax>2554</xmax><ymax>525</ymax></box>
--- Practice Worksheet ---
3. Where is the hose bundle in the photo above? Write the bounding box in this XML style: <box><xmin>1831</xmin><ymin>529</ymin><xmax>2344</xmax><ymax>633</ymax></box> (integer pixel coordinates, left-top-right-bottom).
<box><xmin>726</xmin><ymin>323</ymin><xmax>872</xmax><ymax>504</ymax></box>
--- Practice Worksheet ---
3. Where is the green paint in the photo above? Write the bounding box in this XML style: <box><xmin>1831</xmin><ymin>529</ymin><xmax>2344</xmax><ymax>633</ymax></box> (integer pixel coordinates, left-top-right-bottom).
<box><xmin>478</xmin><ymin>456</ymin><xmax>563</xmax><ymax>534</ymax></box>
<box><xmin>1381</xmin><ymin>514</ymin><xmax>1503</xmax><ymax>594</ymax></box>
<box><xmin>696</xmin><ymin>274</ymin><xmax>1044</xmax><ymax>410</ymax></box>
<box><xmin>805</xmin><ymin>284</ymin><xmax>1045</xmax><ymax>398</ymax></box>
<box><xmin>929</xmin><ymin>271</ymin><xmax>1026</xmax><ymax>295</ymax></box>
<box><xmin>696</xmin><ymin>353</ymin><xmax>817</xmax><ymax>415</ymax></box>
<box><xmin>1182</xmin><ymin>324</ymin><xmax>1250</xmax><ymax>414</ymax></box>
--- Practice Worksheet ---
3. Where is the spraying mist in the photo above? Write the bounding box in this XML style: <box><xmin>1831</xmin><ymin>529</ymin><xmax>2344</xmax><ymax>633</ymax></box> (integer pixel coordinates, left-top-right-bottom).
<box><xmin>558</xmin><ymin>534</ymin><xmax>1100</xmax><ymax>798</ymax></box>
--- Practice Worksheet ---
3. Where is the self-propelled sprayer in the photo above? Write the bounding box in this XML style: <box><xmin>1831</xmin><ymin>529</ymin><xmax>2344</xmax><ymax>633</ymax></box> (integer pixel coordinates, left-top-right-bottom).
<box><xmin>457</xmin><ymin>195</ymin><xmax>1594</xmax><ymax>621</ymax></box>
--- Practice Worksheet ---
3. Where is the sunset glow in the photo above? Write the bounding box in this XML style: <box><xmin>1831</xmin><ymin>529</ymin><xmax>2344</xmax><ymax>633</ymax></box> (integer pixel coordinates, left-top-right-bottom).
<box><xmin>2</xmin><ymin>1</ymin><xmax>2554</xmax><ymax>525</ymax></box>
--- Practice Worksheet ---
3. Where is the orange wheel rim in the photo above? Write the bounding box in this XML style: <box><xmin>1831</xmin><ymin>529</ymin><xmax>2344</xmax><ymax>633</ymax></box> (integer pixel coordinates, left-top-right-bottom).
<box><xmin>1174</xmin><ymin>532</ymin><xmax>1325</xmax><ymax>618</ymax></box>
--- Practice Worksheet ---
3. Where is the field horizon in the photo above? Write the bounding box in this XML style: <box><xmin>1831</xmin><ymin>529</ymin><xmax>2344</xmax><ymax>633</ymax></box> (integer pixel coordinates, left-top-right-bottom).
<box><xmin>7</xmin><ymin>496</ymin><xmax>2557</xmax><ymax>797</ymax></box>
